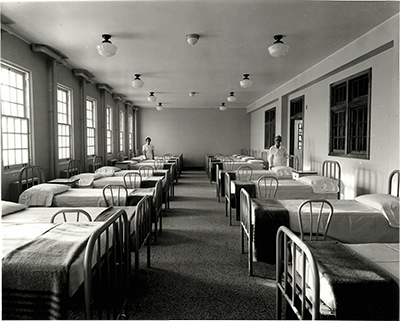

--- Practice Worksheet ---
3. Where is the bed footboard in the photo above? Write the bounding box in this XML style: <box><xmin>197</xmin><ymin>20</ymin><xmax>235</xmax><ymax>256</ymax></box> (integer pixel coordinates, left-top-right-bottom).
<box><xmin>84</xmin><ymin>208</ymin><xmax>130</xmax><ymax>319</ymax></box>
<box><xmin>276</xmin><ymin>226</ymin><xmax>320</xmax><ymax>320</ymax></box>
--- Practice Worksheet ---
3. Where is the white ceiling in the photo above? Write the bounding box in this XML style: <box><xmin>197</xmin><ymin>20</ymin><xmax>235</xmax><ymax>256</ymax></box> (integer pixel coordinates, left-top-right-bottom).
<box><xmin>1</xmin><ymin>1</ymin><xmax>398</xmax><ymax>109</ymax></box>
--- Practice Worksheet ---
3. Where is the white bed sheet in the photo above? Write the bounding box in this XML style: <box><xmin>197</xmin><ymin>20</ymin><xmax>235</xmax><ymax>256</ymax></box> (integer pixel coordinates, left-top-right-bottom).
<box><xmin>2</xmin><ymin>206</ymin><xmax>136</xmax><ymax>235</ymax></box>
<box><xmin>51</xmin><ymin>188</ymin><xmax>137</xmax><ymax>207</ymax></box>
<box><xmin>232</xmin><ymin>179</ymin><xmax>338</xmax><ymax>199</ymax></box>
<box><xmin>92</xmin><ymin>175</ymin><xmax>165</xmax><ymax>188</ymax></box>
<box><xmin>280</xmin><ymin>199</ymin><xmax>399</xmax><ymax>243</ymax></box>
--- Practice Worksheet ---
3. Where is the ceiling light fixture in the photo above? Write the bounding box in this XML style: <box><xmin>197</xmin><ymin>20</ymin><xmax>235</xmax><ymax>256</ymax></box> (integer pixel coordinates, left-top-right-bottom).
<box><xmin>219</xmin><ymin>103</ymin><xmax>227</xmax><ymax>111</ymax></box>
<box><xmin>227</xmin><ymin>92</ymin><xmax>237</xmax><ymax>102</ymax></box>
<box><xmin>96</xmin><ymin>34</ymin><xmax>117</xmax><ymax>57</ymax></box>
<box><xmin>132</xmin><ymin>74</ymin><xmax>144</xmax><ymax>88</ymax></box>
<box><xmin>189</xmin><ymin>92</ymin><xmax>196</xmax><ymax>97</ymax></box>
<box><xmin>156</xmin><ymin>102</ymin><xmax>164</xmax><ymax>111</ymax></box>
<box><xmin>186</xmin><ymin>34</ymin><xmax>199</xmax><ymax>45</ymax></box>
<box><xmin>147</xmin><ymin>92</ymin><xmax>157</xmax><ymax>102</ymax></box>
<box><xmin>268</xmin><ymin>35</ymin><xmax>289</xmax><ymax>57</ymax></box>
<box><xmin>240</xmin><ymin>74</ymin><xmax>253</xmax><ymax>88</ymax></box>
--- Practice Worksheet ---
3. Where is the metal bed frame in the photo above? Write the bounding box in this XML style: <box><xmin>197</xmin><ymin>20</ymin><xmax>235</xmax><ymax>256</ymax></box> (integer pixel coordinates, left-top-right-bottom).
<box><xmin>276</xmin><ymin>226</ymin><xmax>320</xmax><ymax>320</ymax></box>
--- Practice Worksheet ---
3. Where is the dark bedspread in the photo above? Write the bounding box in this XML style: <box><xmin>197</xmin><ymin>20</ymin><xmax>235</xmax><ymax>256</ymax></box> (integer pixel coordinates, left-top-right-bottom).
<box><xmin>251</xmin><ymin>198</ymin><xmax>289</xmax><ymax>264</ymax></box>
<box><xmin>2</xmin><ymin>222</ymin><xmax>101</xmax><ymax>320</ymax></box>
<box><xmin>307</xmin><ymin>241</ymin><xmax>399</xmax><ymax>320</ymax></box>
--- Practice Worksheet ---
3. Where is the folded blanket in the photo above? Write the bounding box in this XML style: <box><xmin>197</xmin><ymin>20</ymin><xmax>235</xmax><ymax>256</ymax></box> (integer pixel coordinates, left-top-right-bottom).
<box><xmin>2</xmin><ymin>222</ymin><xmax>101</xmax><ymax>319</ymax></box>
<box><xmin>252</xmin><ymin>198</ymin><xmax>289</xmax><ymax>264</ymax></box>
<box><xmin>70</xmin><ymin>173</ymin><xmax>102</xmax><ymax>187</ymax></box>
<box><xmin>306</xmin><ymin>241</ymin><xmax>399</xmax><ymax>320</ymax></box>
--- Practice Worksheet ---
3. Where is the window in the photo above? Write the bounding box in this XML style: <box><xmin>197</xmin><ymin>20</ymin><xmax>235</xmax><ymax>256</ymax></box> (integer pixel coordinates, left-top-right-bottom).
<box><xmin>106</xmin><ymin>105</ymin><xmax>113</xmax><ymax>154</ymax></box>
<box><xmin>119</xmin><ymin>109</ymin><xmax>125</xmax><ymax>152</ymax></box>
<box><xmin>86</xmin><ymin>97</ymin><xmax>96</xmax><ymax>156</ymax></box>
<box><xmin>57</xmin><ymin>85</ymin><xmax>72</xmax><ymax>160</ymax></box>
<box><xmin>128</xmin><ymin>113</ymin><xmax>133</xmax><ymax>153</ymax></box>
<box><xmin>264</xmin><ymin>108</ymin><xmax>276</xmax><ymax>149</ymax></box>
<box><xmin>330</xmin><ymin>69</ymin><xmax>371</xmax><ymax>158</ymax></box>
<box><xmin>1</xmin><ymin>62</ymin><xmax>31</xmax><ymax>169</ymax></box>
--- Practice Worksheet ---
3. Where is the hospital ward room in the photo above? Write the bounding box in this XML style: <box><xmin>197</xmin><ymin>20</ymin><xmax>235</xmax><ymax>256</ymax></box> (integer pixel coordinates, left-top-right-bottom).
<box><xmin>1</xmin><ymin>1</ymin><xmax>399</xmax><ymax>320</ymax></box>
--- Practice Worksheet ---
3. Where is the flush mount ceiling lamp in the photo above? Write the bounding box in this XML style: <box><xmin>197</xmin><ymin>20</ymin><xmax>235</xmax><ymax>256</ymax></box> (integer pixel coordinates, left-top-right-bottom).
<box><xmin>132</xmin><ymin>74</ymin><xmax>144</xmax><ymax>88</ymax></box>
<box><xmin>268</xmin><ymin>35</ymin><xmax>289</xmax><ymax>57</ymax></box>
<box><xmin>240</xmin><ymin>74</ymin><xmax>253</xmax><ymax>88</ymax></box>
<box><xmin>147</xmin><ymin>92</ymin><xmax>157</xmax><ymax>102</ymax></box>
<box><xmin>186</xmin><ymin>34</ymin><xmax>199</xmax><ymax>45</ymax></box>
<box><xmin>189</xmin><ymin>92</ymin><xmax>196</xmax><ymax>97</ymax></box>
<box><xmin>227</xmin><ymin>92</ymin><xmax>237</xmax><ymax>102</ymax></box>
<box><xmin>219</xmin><ymin>102</ymin><xmax>227</xmax><ymax>111</ymax></box>
<box><xmin>156</xmin><ymin>102</ymin><xmax>164</xmax><ymax>111</ymax></box>
<box><xmin>96</xmin><ymin>34</ymin><xmax>117</xmax><ymax>57</ymax></box>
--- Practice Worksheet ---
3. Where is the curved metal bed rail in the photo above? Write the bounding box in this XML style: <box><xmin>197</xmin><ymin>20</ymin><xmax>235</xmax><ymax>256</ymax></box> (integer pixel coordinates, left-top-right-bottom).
<box><xmin>389</xmin><ymin>170</ymin><xmax>400</xmax><ymax>197</ymax></box>
<box><xmin>84</xmin><ymin>209</ymin><xmax>130</xmax><ymax>320</ymax></box>
<box><xmin>322</xmin><ymin>160</ymin><xmax>341</xmax><ymax>199</ymax></box>
<box><xmin>276</xmin><ymin>226</ymin><xmax>320</xmax><ymax>320</ymax></box>
<box><xmin>18</xmin><ymin>165</ymin><xmax>46</xmax><ymax>197</ymax></box>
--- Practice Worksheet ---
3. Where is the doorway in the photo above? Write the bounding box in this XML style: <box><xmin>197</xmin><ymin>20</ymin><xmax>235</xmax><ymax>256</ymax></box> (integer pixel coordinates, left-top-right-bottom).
<box><xmin>289</xmin><ymin>96</ymin><xmax>304</xmax><ymax>170</ymax></box>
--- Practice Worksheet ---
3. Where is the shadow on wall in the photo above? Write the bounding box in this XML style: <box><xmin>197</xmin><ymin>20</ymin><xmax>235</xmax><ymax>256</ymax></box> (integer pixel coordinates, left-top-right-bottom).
<box><xmin>355</xmin><ymin>167</ymin><xmax>378</xmax><ymax>196</ymax></box>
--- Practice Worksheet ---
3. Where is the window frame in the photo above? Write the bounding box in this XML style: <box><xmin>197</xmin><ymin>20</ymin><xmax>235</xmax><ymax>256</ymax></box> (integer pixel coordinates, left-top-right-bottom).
<box><xmin>119</xmin><ymin>109</ymin><xmax>125</xmax><ymax>153</ymax></box>
<box><xmin>264</xmin><ymin>108</ymin><xmax>276</xmax><ymax>149</ymax></box>
<box><xmin>86</xmin><ymin>96</ymin><xmax>97</xmax><ymax>157</ymax></box>
<box><xmin>329</xmin><ymin>68</ymin><xmax>371</xmax><ymax>159</ymax></box>
<box><xmin>106</xmin><ymin>105</ymin><xmax>113</xmax><ymax>154</ymax></box>
<box><xmin>57</xmin><ymin>84</ymin><xmax>73</xmax><ymax>162</ymax></box>
<box><xmin>1</xmin><ymin>61</ymin><xmax>32</xmax><ymax>170</ymax></box>
<box><xmin>128</xmin><ymin>113</ymin><xmax>133</xmax><ymax>153</ymax></box>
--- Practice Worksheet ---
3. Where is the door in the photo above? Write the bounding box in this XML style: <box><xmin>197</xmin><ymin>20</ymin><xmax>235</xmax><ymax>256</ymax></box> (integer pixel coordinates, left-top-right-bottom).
<box><xmin>293</xmin><ymin>120</ymin><xmax>303</xmax><ymax>170</ymax></box>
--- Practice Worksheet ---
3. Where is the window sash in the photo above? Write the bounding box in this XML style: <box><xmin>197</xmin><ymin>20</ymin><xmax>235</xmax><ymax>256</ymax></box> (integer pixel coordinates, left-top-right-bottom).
<box><xmin>106</xmin><ymin>106</ymin><xmax>112</xmax><ymax>154</ymax></box>
<box><xmin>1</xmin><ymin>63</ymin><xmax>31</xmax><ymax>168</ymax></box>
<box><xmin>264</xmin><ymin>108</ymin><xmax>276</xmax><ymax>149</ymax></box>
<box><xmin>57</xmin><ymin>86</ymin><xmax>72</xmax><ymax>160</ymax></box>
<box><xmin>86</xmin><ymin>99</ymin><xmax>96</xmax><ymax>156</ymax></box>
<box><xmin>119</xmin><ymin>110</ymin><xmax>125</xmax><ymax>152</ymax></box>
<box><xmin>329</xmin><ymin>69</ymin><xmax>371</xmax><ymax>158</ymax></box>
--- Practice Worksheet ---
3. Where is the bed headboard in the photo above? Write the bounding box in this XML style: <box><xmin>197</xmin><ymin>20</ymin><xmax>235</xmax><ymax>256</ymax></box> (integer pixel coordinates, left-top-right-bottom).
<box><xmin>287</xmin><ymin>155</ymin><xmax>299</xmax><ymax>170</ymax></box>
<box><xmin>389</xmin><ymin>170</ymin><xmax>400</xmax><ymax>197</ymax></box>
<box><xmin>322</xmin><ymin>160</ymin><xmax>341</xmax><ymax>199</ymax></box>
<box><xmin>92</xmin><ymin>155</ymin><xmax>103</xmax><ymax>172</ymax></box>
<box><xmin>322</xmin><ymin>160</ymin><xmax>341</xmax><ymax>181</ymax></box>
<box><xmin>18</xmin><ymin>165</ymin><xmax>46</xmax><ymax>197</ymax></box>
<box><xmin>66</xmin><ymin>159</ymin><xmax>82</xmax><ymax>178</ymax></box>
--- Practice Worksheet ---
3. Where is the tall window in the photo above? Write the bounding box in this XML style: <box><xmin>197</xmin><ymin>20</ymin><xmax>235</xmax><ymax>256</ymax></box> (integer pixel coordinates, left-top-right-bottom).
<box><xmin>128</xmin><ymin>113</ymin><xmax>133</xmax><ymax>153</ymax></box>
<box><xmin>119</xmin><ymin>109</ymin><xmax>125</xmax><ymax>152</ymax></box>
<box><xmin>264</xmin><ymin>108</ymin><xmax>276</xmax><ymax>149</ymax></box>
<box><xmin>57</xmin><ymin>85</ymin><xmax>72</xmax><ymax>160</ymax></box>
<box><xmin>106</xmin><ymin>105</ymin><xmax>113</xmax><ymax>154</ymax></box>
<box><xmin>330</xmin><ymin>69</ymin><xmax>371</xmax><ymax>159</ymax></box>
<box><xmin>86</xmin><ymin>97</ymin><xmax>96</xmax><ymax>156</ymax></box>
<box><xmin>1</xmin><ymin>63</ymin><xmax>31</xmax><ymax>169</ymax></box>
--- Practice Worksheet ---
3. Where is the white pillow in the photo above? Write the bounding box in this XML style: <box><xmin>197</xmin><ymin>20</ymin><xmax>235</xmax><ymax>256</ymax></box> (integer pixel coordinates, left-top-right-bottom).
<box><xmin>298</xmin><ymin>175</ymin><xmax>339</xmax><ymax>193</ymax></box>
<box><xmin>355</xmin><ymin>194</ymin><xmax>400</xmax><ymax>228</ymax></box>
<box><xmin>95</xmin><ymin>166</ymin><xmax>121</xmax><ymax>177</ymax></box>
<box><xmin>18</xmin><ymin>183</ymin><xmax>70</xmax><ymax>207</ymax></box>
<box><xmin>2</xmin><ymin>200</ymin><xmax>28</xmax><ymax>216</ymax></box>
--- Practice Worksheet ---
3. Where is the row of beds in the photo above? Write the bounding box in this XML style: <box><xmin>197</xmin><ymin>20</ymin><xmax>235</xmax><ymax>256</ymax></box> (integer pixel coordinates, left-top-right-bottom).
<box><xmin>2</xmin><ymin>154</ymin><xmax>182</xmax><ymax>319</ymax></box>
<box><xmin>208</xmin><ymin>153</ymin><xmax>399</xmax><ymax>320</ymax></box>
